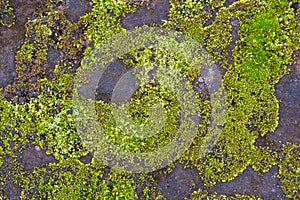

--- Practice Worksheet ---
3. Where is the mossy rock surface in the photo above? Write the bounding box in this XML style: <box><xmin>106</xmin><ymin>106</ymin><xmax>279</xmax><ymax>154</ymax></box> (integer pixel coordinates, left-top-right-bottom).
<box><xmin>0</xmin><ymin>0</ymin><xmax>299</xmax><ymax>199</ymax></box>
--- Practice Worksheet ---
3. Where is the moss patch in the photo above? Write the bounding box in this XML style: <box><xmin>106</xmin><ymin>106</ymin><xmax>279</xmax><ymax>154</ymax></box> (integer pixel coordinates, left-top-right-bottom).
<box><xmin>0</xmin><ymin>0</ymin><xmax>15</xmax><ymax>27</ymax></box>
<box><xmin>0</xmin><ymin>0</ymin><xmax>299</xmax><ymax>199</ymax></box>
<box><xmin>278</xmin><ymin>142</ymin><xmax>300</xmax><ymax>199</ymax></box>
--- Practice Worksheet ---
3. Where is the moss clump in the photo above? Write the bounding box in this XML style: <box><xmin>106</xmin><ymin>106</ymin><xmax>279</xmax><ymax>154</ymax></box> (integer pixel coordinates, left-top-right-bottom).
<box><xmin>278</xmin><ymin>143</ymin><xmax>300</xmax><ymax>199</ymax></box>
<box><xmin>135</xmin><ymin>173</ymin><xmax>166</xmax><ymax>199</ymax></box>
<box><xmin>81</xmin><ymin>0</ymin><xmax>135</xmax><ymax>46</ymax></box>
<box><xmin>34</xmin><ymin>162</ymin><xmax>137</xmax><ymax>199</ymax></box>
<box><xmin>3</xmin><ymin>6</ymin><xmax>83</xmax><ymax>102</ymax></box>
<box><xmin>1</xmin><ymin>1</ymin><xmax>140</xmax><ymax>199</ymax></box>
<box><xmin>0</xmin><ymin>74</ymin><xmax>140</xmax><ymax>199</ymax></box>
<box><xmin>167</xmin><ymin>0</ymin><xmax>299</xmax><ymax>188</ymax></box>
<box><xmin>1</xmin><ymin>0</ymin><xmax>300</xmax><ymax>199</ymax></box>
<box><xmin>93</xmin><ymin>47</ymin><xmax>204</xmax><ymax>154</ymax></box>
<box><xmin>17</xmin><ymin>156</ymin><xmax>138</xmax><ymax>199</ymax></box>
<box><xmin>95</xmin><ymin>84</ymin><xmax>181</xmax><ymax>153</ymax></box>
<box><xmin>0</xmin><ymin>0</ymin><xmax>15</xmax><ymax>27</ymax></box>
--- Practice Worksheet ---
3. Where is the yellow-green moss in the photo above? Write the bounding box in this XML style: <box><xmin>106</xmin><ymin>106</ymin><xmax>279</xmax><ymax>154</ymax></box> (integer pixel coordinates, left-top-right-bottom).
<box><xmin>169</xmin><ymin>0</ymin><xmax>299</xmax><ymax>188</ymax></box>
<box><xmin>278</xmin><ymin>143</ymin><xmax>300</xmax><ymax>199</ymax></box>
<box><xmin>93</xmin><ymin>47</ymin><xmax>203</xmax><ymax>154</ymax></box>
<box><xmin>0</xmin><ymin>0</ymin><xmax>15</xmax><ymax>27</ymax></box>
<box><xmin>0</xmin><ymin>1</ymin><xmax>141</xmax><ymax>199</ymax></box>
<box><xmin>1</xmin><ymin>0</ymin><xmax>299</xmax><ymax>199</ymax></box>
<box><xmin>81</xmin><ymin>0</ymin><xmax>135</xmax><ymax>46</ymax></box>
<box><xmin>4</xmin><ymin>6</ymin><xmax>81</xmax><ymax>100</ymax></box>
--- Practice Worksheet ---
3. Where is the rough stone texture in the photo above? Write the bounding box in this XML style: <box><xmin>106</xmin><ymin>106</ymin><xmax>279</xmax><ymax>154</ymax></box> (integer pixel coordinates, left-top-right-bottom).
<box><xmin>121</xmin><ymin>0</ymin><xmax>170</xmax><ymax>30</ymax></box>
<box><xmin>211</xmin><ymin>166</ymin><xmax>288</xmax><ymax>199</ymax></box>
<box><xmin>21</xmin><ymin>144</ymin><xmax>57</xmax><ymax>171</ymax></box>
<box><xmin>154</xmin><ymin>162</ymin><xmax>203</xmax><ymax>200</ymax></box>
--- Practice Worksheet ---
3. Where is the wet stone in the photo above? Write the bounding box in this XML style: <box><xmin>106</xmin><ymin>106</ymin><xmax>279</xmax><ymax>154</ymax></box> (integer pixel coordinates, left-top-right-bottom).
<box><xmin>79</xmin><ymin>152</ymin><xmax>94</xmax><ymax>164</ymax></box>
<box><xmin>291</xmin><ymin>2</ymin><xmax>300</xmax><ymax>13</ymax></box>
<box><xmin>227</xmin><ymin>18</ymin><xmax>240</xmax><ymax>63</ymax></box>
<box><xmin>45</xmin><ymin>47</ymin><xmax>62</xmax><ymax>79</ymax></box>
<box><xmin>230</xmin><ymin>18</ymin><xmax>240</xmax><ymax>27</ymax></box>
<box><xmin>224</xmin><ymin>0</ymin><xmax>239</xmax><ymax>7</ymax></box>
<box><xmin>3</xmin><ymin>180</ymin><xmax>21</xmax><ymax>200</ymax></box>
<box><xmin>211</xmin><ymin>166</ymin><xmax>288</xmax><ymax>199</ymax></box>
<box><xmin>21</xmin><ymin>144</ymin><xmax>57</xmax><ymax>171</ymax></box>
<box><xmin>0</xmin><ymin>64</ymin><xmax>17</xmax><ymax>88</ymax></box>
<box><xmin>0</xmin><ymin>0</ymin><xmax>43</xmax><ymax>89</ymax></box>
<box><xmin>272</xmin><ymin>52</ymin><xmax>300</xmax><ymax>145</ymax></box>
<box><xmin>121</xmin><ymin>0</ymin><xmax>170</xmax><ymax>30</ymax></box>
<box><xmin>62</xmin><ymin>0</ymin><xmax>93</xmax><ymax>22</ymax></box>
<box><xmin>295</xmin><ymin>56</ymin><xmax>300</xmax><ymax>74</ymax></box>
<box><xmin>154</xmin><ymin>162</ymin><xmax>203</xmax><ymax>200</ymax></box>
<box><xmin>95</xmin><ymin>59</ymin><xmax>130</xmax><ymax>103</ymax></box>
<box><xmin>193</xmin><ymin>76</ymin><xmax>210</xmax><ymax>101</ymax></box>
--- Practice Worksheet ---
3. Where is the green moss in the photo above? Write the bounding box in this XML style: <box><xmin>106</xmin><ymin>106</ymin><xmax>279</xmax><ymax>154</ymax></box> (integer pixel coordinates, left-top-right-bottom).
<box><xmin>81</xmin><ymin>0</ymin><xmax>135</xmax><ymax>46</ymax></box>
<box><xmin>34</xmin><ymin>74</ymin><xmax>85</xmax><ymax>160</ymax></box>
<box><xmin>0</xmin><ymin>73</ymin><xmax>139</xmax><ymax>199</ymax></box>
<box><xmin>165</xmin><ymin>0</ymin><xmax>209</xmax><ymax>45</ymax></box>
<box><xmin>0</xmin><ymin>1</ymin><xmax>140</xmax><ymax>199</ymax></box>
<box><xmin>95</xmin><ymin>84</ymin><xmax>181</xmax><ymax>153</ymax></box>
<box><xmin>93</xmin><ymin>47</ymin><xmax>203</xmax><ymax>154</ymax></box>
<box><xmin>1</xmin><ymin>0</ymin><xmax>299</xmax><ymax>199</ymax></box>
<box><xmin>4</xmin><ymin>7</ymin><xmax>82</xmax><ymax>99</ymax></box>
<box><xmin>278</xmin><ymin>143</ymin><xmax>300</xmax><ymax>199</ymax></box>
<box><xmin>167</xmin><ymin>0</ymin><xmax>299</xmax><ymax>187</ymax></box>
<box><xmin>16</xmin><ymin>157</ymin><xmax>138</xmax><ymax>199</ymax></box>
<box><xmin>15</xmin><ymin>16</ymin><xmax>52</xmax><ymax>80</ymax></box>
<box><xmin>0</xmin><ymin>0</ymin><xmax>15</xmax><ymax>27</ymax></box>
<box><xmin>38</xmin><ymin>163</ymin><xmax>137</xmax><ymax>200</ymax></box>
<box><xmin>250</xmin><ymin>146</ymin><xmax>279</xmax><ymax>175</ymax></box>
